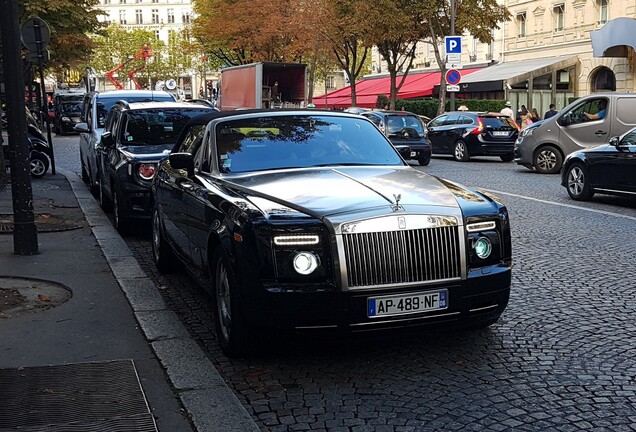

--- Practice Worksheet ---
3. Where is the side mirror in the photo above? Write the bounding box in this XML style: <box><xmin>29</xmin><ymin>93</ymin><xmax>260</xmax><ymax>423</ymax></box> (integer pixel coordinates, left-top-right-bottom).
<box><xmin>169</xmin><ymin>152</ymin><xmax>194</xmax><ymax>177</ymax></box>
<box><xmin>101</xmin><ymin>131</ymin><xmax>115</xmax><ymax>149</ymax></box>
<box><xmin>74</xmin><ymin>122</ymin><xmax>89</xmax><ymax>133</ymax></box>
<box><xmin>609</xmin><ymin>136</ymin><xmax>620</xmax><ymax>147</ymax></box>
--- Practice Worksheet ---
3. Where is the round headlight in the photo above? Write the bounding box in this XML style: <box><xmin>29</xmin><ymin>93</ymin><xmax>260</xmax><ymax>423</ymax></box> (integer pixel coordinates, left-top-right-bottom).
<box><xmin>474</xmin><ymin>237</ymin><xmax>492</xmax><ymax>259</ymax></box>
<box><xmin>293</xmin><ymin>252</ymin><xmax>319</xmax><ymax>275</ymax></box>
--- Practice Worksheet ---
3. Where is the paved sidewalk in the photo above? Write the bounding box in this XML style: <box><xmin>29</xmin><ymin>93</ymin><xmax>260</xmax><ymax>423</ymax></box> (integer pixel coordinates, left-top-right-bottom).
<box><xmin>0</xmin><ymin>170</ymin><xmax>259</xmax><ymax>432</ymax></box>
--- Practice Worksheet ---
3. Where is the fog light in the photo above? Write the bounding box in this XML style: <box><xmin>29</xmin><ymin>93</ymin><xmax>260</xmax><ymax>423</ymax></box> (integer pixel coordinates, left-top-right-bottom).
<box><xmin>293</xmin><ymin>252</ymin><xmax>319</xmax><ymax>275</ymax></box>
<box><xmin>474</xmin><ymin>237</ymin><xmax>492</xmax><ymax>259</ymax></box>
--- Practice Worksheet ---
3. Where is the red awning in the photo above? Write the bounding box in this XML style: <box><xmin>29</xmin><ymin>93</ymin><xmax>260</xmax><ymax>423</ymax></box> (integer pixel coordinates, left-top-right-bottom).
<box><xmin>313</xmin><ymin>68</ymin><xmax>483</xmax><ymax>109</ymax></box>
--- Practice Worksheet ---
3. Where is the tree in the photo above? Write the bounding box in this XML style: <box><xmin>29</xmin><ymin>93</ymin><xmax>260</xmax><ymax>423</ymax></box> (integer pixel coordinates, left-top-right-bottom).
<box><xmin>415</xmin><ymin>0</ymin><xmax>510</xmax><ymax>114</ymax></box>
<box><xmin>18</xmin><ymin>0</ymin><xmax>103</xmax><ymax>72</ymax></box>
<box><xmin>355</xmin><ymin>0</ymin><xmax>424</xmax><ymax>109</ymax></box>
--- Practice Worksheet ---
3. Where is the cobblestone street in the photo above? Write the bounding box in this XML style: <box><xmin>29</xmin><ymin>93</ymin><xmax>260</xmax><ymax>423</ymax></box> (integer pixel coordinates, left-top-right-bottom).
<box><xmin>55</xmin><ymin>135</ymin><xmax>636</xmax><ymax>431</ymax></box>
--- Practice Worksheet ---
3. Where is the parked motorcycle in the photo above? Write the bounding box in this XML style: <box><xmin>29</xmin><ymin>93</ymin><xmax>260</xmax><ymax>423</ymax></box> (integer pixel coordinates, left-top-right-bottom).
<box><xmin>1</xmin><ymin>111</ymin><xmax>51</xmax><ymax>178</ymax></box>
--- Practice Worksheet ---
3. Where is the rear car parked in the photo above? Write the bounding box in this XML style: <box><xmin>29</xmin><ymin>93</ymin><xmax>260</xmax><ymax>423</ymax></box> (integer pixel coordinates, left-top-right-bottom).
<box><xmin>97</xmin><ymin>100</ymin><xmax>215</xmax><ymax>233</ymax></box>
<box><xmin>362</xmin><ymin>110</ymin><xmax>432</xmax><ymax>166</ymax></box>
<box><xmin>425</xmin><ymin>112</ymin><xmax>518</xmax><ymax>162</ymax></box>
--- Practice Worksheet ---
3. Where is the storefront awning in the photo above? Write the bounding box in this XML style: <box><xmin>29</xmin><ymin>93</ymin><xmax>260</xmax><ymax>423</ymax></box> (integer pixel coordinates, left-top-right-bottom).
<box><xmin>312</xmin><ymin>67</ymin><xmax>483</xmax><ymax>109</ymax></box>
<box><xmin>591</xmin><ymin>17</ymin><xmax>636</xmax><ymax>57</ymax></box>
<box><xmin>451</xmin><ymin>55</ymin><xmax>578</xmax><ymax>93</ymax></box>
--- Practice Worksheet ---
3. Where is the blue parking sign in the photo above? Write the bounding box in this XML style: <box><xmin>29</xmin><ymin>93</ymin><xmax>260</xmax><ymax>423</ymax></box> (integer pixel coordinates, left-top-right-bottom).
<box><xmin>445</xmin><ymin>36</ymin><xmax>462</xmax><ymax>55</ymax></box>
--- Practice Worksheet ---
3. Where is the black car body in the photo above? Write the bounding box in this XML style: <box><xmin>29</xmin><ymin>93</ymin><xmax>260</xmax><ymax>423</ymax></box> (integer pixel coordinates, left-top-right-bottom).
<box><xmin>53</xmin><ymin>89</ymin><xmax>85</xmax><ymax>135</ymax></box>
<box><xmin>151</xmin><ymin>110</ymin><xmax>512</xmax><ymax>356</ymax></box>
<box><xmin>97</xmin><ymin>101</ymin><xmax>215</xmax><ymax>233</ymax></box>
<box><xmin>561</xmin><ymin>128</ymin><xmax>636</xmax><ymax>201</ymax></box>
<box><xmin>362</xmin><ymin>110</ymin><xmax>432</xmax><ymax>166</ymax></box>
<box><xmin>426</xmin><ymin>112</ymin><xmax>518</xmax><ymax>162</ymax></box>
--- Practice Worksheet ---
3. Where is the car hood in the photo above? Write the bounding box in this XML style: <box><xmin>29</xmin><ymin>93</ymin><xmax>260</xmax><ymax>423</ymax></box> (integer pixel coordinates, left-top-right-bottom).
<box><xmin>224</xmin><ymin>166</ymin><xmax>462</xmax><ymax>219</ymax></box>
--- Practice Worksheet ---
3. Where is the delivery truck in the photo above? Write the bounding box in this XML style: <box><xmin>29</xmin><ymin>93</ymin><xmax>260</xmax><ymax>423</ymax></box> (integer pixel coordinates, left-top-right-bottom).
<box><xmin>219</xmin><ymin>62</ymin><xmax>307</xmax><ymax>111</ymax></box>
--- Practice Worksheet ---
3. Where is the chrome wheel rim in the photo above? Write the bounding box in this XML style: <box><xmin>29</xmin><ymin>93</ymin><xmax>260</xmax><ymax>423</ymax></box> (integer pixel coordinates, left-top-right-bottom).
<box><xmin>152</xmin><ymin>211</ymin><xmax>161</xmax><ymax>262</ymax></box>
<box><xmin>537</xmin><ymin>150</ymin><xmax>557</xmax><ymax>171</ymax></box>
<box><xmin>30</xmin><ymin>159</ymin><xmax>46</xmax><ymax>176</ymax></box>
<box><xmin>454</xmin><ymin>142</ymin><xmax>465</xmax><ymax>160</ymax></box>
<box><xmin>567</xmin><ymin>166</ymin><xmax>585</xmax><ymax>196</ymax></box>
<box><xmin>216</xmin><ymin>259</ymin><xmax>232</xmax><ymax>342</ymax></box>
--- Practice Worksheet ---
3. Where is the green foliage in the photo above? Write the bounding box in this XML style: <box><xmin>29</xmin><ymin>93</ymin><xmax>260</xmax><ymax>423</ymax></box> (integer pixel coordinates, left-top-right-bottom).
<box><xmin>397</xmin><ymin>98</ymin><xmax>506</xmax><ymax>118</ymax></box>
<box><xmin>376</xmin><ymin>94</ymin><xmax>389</xmax><ymax>108</ymax></box>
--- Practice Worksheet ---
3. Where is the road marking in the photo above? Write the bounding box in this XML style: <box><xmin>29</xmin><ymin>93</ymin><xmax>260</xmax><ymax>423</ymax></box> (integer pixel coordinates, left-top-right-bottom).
<box><xmin>484</xmin><ymin>189</ymin><xmax>636</xmax><ymax>222</ymax></box>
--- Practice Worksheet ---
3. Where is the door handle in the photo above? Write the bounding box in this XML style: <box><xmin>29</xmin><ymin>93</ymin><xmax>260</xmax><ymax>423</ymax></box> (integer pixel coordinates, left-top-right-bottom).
<box><xmin>595</xmin><ymin>130</ymin><xmax>608</xmax><ymax>136</ymax></box>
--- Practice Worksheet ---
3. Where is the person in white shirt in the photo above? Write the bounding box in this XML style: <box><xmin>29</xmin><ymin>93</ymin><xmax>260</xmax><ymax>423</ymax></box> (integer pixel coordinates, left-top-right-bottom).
<box><xmin>500</xmin><ymin>101</ymin><xmax>514</xmax><ymax>118</ymax></box>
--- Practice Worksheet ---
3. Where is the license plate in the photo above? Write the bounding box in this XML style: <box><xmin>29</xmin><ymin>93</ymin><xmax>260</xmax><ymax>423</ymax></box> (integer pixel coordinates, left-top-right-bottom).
<box><xmin>368</xmin><ymin>290</ymin><xmax>448</xmax><ymax>318</ymax></box>
<box><xmin>410</xmin><ymin>151</ymin><xmax>417</xmax><ymax>157</ymax></box>
<box><xmin>492</xmin><ymin>131</ymin><xmax>508</xmax><ymax>136</ymax></box>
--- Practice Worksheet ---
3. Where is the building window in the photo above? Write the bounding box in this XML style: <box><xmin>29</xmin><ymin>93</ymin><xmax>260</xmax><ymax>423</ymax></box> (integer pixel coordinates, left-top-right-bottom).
<box><xmin>553</xmin><ymin>4</ymin><xmax>565</xmax><ymax>31</ymax></box>
<box><xmin>135</xmin><ymin>9</ymin><xmax>142</xmax><ymax>24</ymax></box>
<box><xmin>119</xmin><ymin>10</ymin><xmax>127</xmax><ymax>24</ymax></box>
<box><xmin>135</xmin><ymin>0</ymin><xmax>141</xmax><ymax>3</ymax></box>
<box><xmin>104</xmin><ymin>0</ymin><xmax>111</xmax><ymax>4</ymax></box>
<box><xmin>119</xmin><ymin>0</ymin><xmax>125</xmax><ymax>4</ymax></box>
<box><xmin>151</xmin><ymin>9</ymin><xmax>159</xmax><ymax>24</ymax></box>
<box><xmin>598</xmin><ymin>0</ymin><xmax>608</xmax><ymax>24</ymax></box>
<box><xmin>152</xmin><ymin>0</ymin><xmax>158</xmax><ymax>3</ymax></box>
<box><xmin>326</xmin><ymin>76</ymin><xmax>336</xmax><ymax>90</ymax></box>
<box><xmin>517</xmin><ymin>12</ymin><xmax>527</xmax><ymax>37</ymax></box>
<box><xmin>182</xmin><ymin>12</ymin><xmax>190</xmax><ymax>24</ymax></box>
<box><xmin>154</xmin><ymin>30</ymin><xmax>160</xmax><ymax>40</ymax></box>
<box><xmin>167</xmin><ymin>8</ymin><xmax>175</xmax><ymax>23</ymax></box>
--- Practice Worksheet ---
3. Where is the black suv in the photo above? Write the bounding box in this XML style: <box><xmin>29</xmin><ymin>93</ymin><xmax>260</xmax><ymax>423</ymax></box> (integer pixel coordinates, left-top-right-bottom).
<box><xmin>426</xmin><ymin>112</ymin><xmax>518</xmax><ymax>162</ymax></box>
<box><xmin>362</xmin><ymin>110</ymin><xmax>432</xmax><ymax>166</ymax></box>
<box><xmin>98</xmin><ymin>101</ymin><xmax>215</xmax><ymax>233</ymax></box>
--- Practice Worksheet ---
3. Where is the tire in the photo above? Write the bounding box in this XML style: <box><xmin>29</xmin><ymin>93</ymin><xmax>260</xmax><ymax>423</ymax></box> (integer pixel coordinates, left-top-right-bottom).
<box><xmin>499</xmin><ymin>153</ymin><xmax>514</xmax><ymax>162</ymax></box>
<box><xmin>152</xmin><ymin>206</ymin><xmax>177</xmax><ymax>273</ymax></box>
<box><xmin>30</xmin><ymin>152</ymin><xmax>49</xmax><ymax>178</ymax></box>
<box><xmin>112</xmin><ymin>187</ymin><xmax>130</xmax><ymax>235</ymax></box>
<box><xmin>533</xmin><ymin>145</ymin><xmax>563</xmax><ymax>174</ymax></box>
<box><xmin>99</xmin><ymin>179</ymin><xmax>112</xmax><ymax>212</ymax></box>
<box><xmin>453</xmin><ymin>140</ymin><xmax>470</xmax><ymax>162</ymax></box>
<box><xmin>565</xmin><ymin>162</ymin><xmax>594</xmax><ymax>201</ymax></box>
<box><xmin>212</xmin><ymin>246</ymin><xmax>251</xmax><ymax>357</ymax></box>
<box><xmin>418</xmin><ymin>156</ymin><xmax>431</xmax><ymax>166</ymax></box>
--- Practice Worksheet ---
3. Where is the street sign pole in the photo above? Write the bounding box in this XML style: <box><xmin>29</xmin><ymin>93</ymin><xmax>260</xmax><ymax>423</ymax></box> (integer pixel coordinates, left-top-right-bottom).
<box><xmin>450</xmin><ymin>0</ymin><xmax>457</xmax><ymax>111</ymax></box>
<box><xmin>0</xmin><ymin>0</ymin><xmax>39</xmax><ymax>255</ymax></box>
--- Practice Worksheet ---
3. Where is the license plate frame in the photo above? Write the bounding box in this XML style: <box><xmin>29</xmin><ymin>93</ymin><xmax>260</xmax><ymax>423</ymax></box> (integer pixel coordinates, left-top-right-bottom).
<box><xmin>367</xmin><ymin>290</ymin><xmax>448</xmax><ymax>318</ymax></box>
<box><xmin>492</xmin><ymin>131</ymin><xmax>509</xmax><ymax>137</ymax></box>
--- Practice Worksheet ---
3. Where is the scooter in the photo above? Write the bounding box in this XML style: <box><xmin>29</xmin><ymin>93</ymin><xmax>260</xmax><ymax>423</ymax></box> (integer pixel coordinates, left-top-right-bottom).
<box><xmin>1</xmin><ymin>115</ymin><xmax>51</xmax><ymax>178</ymax></box>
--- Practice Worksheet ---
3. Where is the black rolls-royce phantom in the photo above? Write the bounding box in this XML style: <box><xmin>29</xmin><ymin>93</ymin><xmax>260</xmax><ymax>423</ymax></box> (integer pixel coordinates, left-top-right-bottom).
<box><xmin>151</xmin><ymin>110</ymin><xmax>512</xmax><ymax>356</ymax></box>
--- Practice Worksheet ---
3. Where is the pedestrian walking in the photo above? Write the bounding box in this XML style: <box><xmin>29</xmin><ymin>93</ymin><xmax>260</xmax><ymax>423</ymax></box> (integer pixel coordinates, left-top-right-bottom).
<box><xmin>518</xmin><ymin>105</ymin><xmax>529</xmax><ymax>127</ymax></box>
<box><xmin>501</xmin><ymin>101</ymin><xmax>514</xmax><ymax>118</ymax></box>
<box><xmin>544</xmin><ymin>104</ymin><xmax>558</xmax><ymax>120</ymax></box>
<box><xmin>530</xmin><ymin>108</ymin><xmax>540</xmax><ymax>123</ymax></box>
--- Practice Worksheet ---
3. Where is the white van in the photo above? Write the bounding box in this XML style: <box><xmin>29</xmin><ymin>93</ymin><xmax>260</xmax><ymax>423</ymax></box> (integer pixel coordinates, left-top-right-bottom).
<box><xmin>513</xmin><ymin>93</ymin><xmax>636</xmax><ymax>173</ymax></box>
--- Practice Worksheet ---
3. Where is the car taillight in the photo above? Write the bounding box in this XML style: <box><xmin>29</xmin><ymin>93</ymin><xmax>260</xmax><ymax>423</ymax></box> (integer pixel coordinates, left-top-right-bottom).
<box><xmin>138</xmin><ymin>163</ymin><xmax>157</xmax><ymax>180</ymax></box>
<box><xmin>470</xmin><ymin>118</ymin><xmax>484</xmax><ymax>135</ymax></box>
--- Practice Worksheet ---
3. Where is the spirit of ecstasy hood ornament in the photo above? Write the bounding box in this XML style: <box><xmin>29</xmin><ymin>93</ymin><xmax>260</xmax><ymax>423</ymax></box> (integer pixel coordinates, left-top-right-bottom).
<box><xmin>391</xmin><ymin>193</ymin><xmax>403</xmax><ymax>212</ymax></box>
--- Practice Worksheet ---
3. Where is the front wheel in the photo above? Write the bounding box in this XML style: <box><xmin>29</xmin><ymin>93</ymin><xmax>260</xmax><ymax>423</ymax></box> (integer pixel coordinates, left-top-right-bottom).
<box><xmin>212</xmin><ymin>247</ymin><xmax>251</xmax><ymax>357</ymax></box>
<box><xmin>30</xmin><ymin>152</ymin><xmax>49</xmax><ymax>178</ymax></box>
<box><xmin>152</xmin><ymin>206</ymin><xmax>177</xmax><ymax>273</ymax></box>
<box><xmin>534</xmin><ymin>145</ymin><xmax>563</xmax><ymax>174</ymax></box>
<box><xmin>418</xmin><ymin>156</ymin><xmax>431</xmax><ymax>166</ymax></box>
<box><xmin>453</xmin><ymin>140</ymin><xmax>470</xmax><ymax>162</ymax></box>
<box><xmin>565</xmin><ymin>162</ymin><xmax>594</xmax><ymax>201</ymax></box>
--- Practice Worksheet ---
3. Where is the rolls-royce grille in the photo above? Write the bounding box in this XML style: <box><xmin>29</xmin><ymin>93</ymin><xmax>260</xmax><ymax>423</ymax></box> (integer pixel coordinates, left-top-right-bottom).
<box><xmin>343</xmin><ymin>226</ymin><xmax>461</xmax><ymax>288</ymax></box>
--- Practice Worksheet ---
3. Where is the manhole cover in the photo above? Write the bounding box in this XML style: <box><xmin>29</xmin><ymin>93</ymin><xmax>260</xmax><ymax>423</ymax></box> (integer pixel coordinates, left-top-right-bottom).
<box><xmin>0</xmin><ymin>213</ymin><xmax>82</xmax><ymax>233</ymax></box>
<box><xmin>0</xmin><ymin>276</ymin><xmax>72</xmax><ymax>319</ymax></box>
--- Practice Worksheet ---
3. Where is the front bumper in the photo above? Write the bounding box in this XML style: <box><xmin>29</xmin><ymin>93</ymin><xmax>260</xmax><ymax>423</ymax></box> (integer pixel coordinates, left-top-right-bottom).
<box><xmin>513</xmin><ymin>135</ymin><xmax>538</xmax><ymax>167</ymax></box>
<box><xmin>116</xmin><ymin>170</ymin><xmax>154</xmax><ymax>220</ymax></box>
<box><xmin>244</xmin><ymin>264</ymin><xmax>511</xmax><ymax>331</ymax></box>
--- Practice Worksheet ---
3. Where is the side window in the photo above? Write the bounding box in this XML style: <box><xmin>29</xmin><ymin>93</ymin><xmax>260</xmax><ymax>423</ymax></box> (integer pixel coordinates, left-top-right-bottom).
<box><xmin>443</xmin><ymin>114</ymin><xmax>460</xmax><ymax>126</ymax></box>
<box><xmin>104</xmin><ymin>109</ymin><xmax>118</xmax><ymax>134</ymax></box>
<box><xmin>177</xmin><ymin>124</ymin><xmax>206</xmax><ymax>154</ymax></box>
<box><xmin>193</xmin><ymin>130</ymin><xmax>212</xmax><ymax>173</ymax></box>
<box><xmin>81</xmin><ymin>94</ymin><xmax>91</xmax><ymax>123</ymax></box>
<box><xmin>364</xmin><ymin>114</ymin><xmax>381</xmax><ymax>126</ymax></box>
<box><xmin>86</xmin><ymin>99</ymin><xmax>94</xmax><ymax>129</ymax></box>
<box><xmin>621</xmin><ymin>129</ymin><xmax>636</xmax><ymax>146</ymax></box>
<box><xmin>459</xmin><ymin>115</ymin><xmax>474</xmax><ymax>125</ymax></box>
<box><xmin>430</xmin><ymin>115</ymin><xmax>447</xmax><ymax>127</ymax></box>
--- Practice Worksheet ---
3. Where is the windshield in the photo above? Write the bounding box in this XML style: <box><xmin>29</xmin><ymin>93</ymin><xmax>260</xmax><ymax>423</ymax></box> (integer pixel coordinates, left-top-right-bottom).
<box><xmin>121</xmin><ymin>108</ymin><xmax>211</xmax><ymax>146</ymax></box>
<box><xmin>97</xmin><ymin>94</ymin><xmax>175</xmax><ymax>128</ymax></box>
<box><xmin>215</xmin><ymin>115</ymin><xmax>403</xmax><ymax>174</ymax></box>
<box><xmin>60</xmin><ymin>102</ymin><xmax>82</xmax><ymax>115</ymax></box>
<box><xmin>385</xmin><ymin>114</ymin><xmax>424</xmax><ymax>135</ymax></box>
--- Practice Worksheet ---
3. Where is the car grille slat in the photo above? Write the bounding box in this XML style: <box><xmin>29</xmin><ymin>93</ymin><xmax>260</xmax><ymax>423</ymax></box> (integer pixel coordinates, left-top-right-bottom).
<box><xmin>343</xmin><ymin>226</ymin><xmax>461</xmax><ymax>288</ymax></box>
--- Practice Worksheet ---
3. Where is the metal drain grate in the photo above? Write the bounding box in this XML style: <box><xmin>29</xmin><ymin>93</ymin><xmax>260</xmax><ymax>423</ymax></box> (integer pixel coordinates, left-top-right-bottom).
<box><xmin>0</xmin><ymin>360</ymin><xmax>157</xmax><ymax>432</ymax></box>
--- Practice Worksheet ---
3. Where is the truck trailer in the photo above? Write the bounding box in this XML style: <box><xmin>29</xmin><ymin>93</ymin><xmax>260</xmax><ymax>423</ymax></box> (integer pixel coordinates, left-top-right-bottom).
<box><xmin>219</xmin><ymin>62</ymin><xmax>307</xmax><ymax>111</ymax></box>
